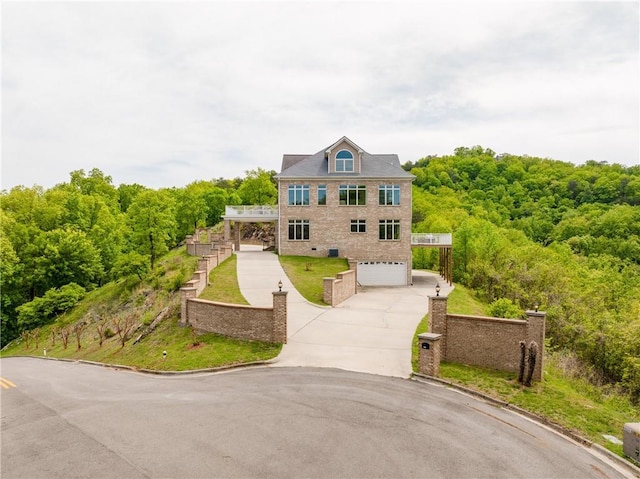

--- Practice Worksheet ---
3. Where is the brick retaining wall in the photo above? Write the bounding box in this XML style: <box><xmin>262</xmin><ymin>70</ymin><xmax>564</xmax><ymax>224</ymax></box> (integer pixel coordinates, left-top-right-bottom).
<box><xmin>186</xmin><ymin>296</ymin><xmax>286</xmax><ymax>343</ymax></box>
<box><xmin>323</xmin><ymin>270</ymin><xmax>357</xmax><ymax>306</ymax></box>
<box><xmin>181</xmin><ymin>235</ymin><xmax>287</xmax><ymax>344</ymax></box>
<box><xmin>428</xmin><ymin>296</ymin><xmax>545</xmax><ymax>381</ymax></box>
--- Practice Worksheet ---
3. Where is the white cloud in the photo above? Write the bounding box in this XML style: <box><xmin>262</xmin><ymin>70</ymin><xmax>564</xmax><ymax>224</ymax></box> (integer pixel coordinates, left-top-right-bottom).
<box><xmin>2</xmin><ymin>1</ymin><xmax>638</xmax><ymax>190</ymax></box>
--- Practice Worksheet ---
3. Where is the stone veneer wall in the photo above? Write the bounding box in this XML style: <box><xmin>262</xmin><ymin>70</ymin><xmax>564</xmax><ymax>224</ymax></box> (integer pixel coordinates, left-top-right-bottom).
<box><xmin>428</xmin><ymin>296</ymin><xmax>545</xmax><ymax>381</ymax></box>
<box><xmin>323</xmin><ymin>270</ymin><xmax>357</xmax><ymax>306</ymax></box>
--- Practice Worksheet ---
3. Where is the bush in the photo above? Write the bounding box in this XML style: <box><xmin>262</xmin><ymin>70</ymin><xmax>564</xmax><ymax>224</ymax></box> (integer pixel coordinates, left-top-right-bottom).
<box><xmin>487</xmin><ymin>298</ymin><xmax>522</xmax><ymax>319</ymax></box>
<box><xmin>17</xmin><ymin>283</ymin><xmax>86</xmax><ymax>330</ymax></box>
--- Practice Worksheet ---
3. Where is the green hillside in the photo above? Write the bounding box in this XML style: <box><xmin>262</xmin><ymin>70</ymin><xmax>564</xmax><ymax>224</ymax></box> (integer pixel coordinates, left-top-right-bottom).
<box><xmin>0</xmin><ymin>249</ymin><xmax>281</xmax><ymax>370</ymax></box>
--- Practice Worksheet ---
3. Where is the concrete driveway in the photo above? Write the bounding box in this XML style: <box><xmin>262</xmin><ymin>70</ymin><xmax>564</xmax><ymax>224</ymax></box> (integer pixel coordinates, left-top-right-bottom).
<box><xmin>236</xmin><ymin>246</ymin><xmax>452</xmax><ymax>378</ymax></box>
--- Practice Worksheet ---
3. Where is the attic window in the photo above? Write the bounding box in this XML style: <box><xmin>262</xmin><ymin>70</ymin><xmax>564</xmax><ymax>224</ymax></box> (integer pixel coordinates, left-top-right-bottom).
<box><xmin>335</xmin><ymin>150</ymin><xmax>354</xmax><ymax>172</ymax></box>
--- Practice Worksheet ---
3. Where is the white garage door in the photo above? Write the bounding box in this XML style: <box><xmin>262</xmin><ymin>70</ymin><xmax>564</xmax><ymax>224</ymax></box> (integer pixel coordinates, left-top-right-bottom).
<box><xmin>357</xmin><ymin>261</ymin><xmax>407</xmax><ymax>286</ymax></box>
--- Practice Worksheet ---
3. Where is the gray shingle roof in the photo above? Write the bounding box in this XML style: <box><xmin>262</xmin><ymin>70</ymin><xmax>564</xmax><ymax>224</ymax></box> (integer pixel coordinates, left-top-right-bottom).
<box><xmin>277</xmin><ymin>139</ymin><xmax>415</xmax><ymax>179</ymax></box>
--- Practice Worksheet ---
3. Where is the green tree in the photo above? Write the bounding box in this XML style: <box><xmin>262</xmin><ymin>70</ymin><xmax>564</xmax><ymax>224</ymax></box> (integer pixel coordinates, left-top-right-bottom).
<box><xmin>126</xmin><ymin>190</ymin><xmax>177</xmax><ymax>269</ymax></box>
<box><xmin>175</xmin><ymin>182</ymin><xmax>209</xmax><ymax>238</ymax></box>
<box><xmin>38</xmin><ymin>228</ymin><xmax>104</xmax><ymax>290</ymax></box>
<box><xmin>237</xmin><ymin>168</ymin><xmax>277</xmax><ymax>205</ymax></box>
<box><xmin>117</xmin><ymin>183</ymin><xmax>146</xmax><ymax>212</ymax></box>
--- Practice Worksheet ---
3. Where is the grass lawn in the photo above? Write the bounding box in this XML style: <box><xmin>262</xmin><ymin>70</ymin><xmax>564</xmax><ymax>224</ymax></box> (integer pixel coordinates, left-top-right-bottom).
<box><xmin>199</xmin><ymin>255</ymin><xmax>249</xmax><ymax>304</ymax></box>
<box><xmin>278</xmin><ymin>255</ymin><xmax>349</xmax><ymax>305</ymax></box>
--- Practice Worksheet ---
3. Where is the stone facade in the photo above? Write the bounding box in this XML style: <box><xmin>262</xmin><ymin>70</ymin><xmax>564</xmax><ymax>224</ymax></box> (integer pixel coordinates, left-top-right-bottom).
<box><xmin>323</xmin><ymin>269</ymin><xmax>357</xmax><ymax>306</ymax></box>
<box><xmin>426</xmin><ymin>296</ymin><xmax>546</xmax><ymax>381</ymax></box>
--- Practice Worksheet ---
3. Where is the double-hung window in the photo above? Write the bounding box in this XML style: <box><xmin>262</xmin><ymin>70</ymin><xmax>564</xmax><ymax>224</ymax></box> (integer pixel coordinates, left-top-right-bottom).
<box><xmin>379</xmin><ymin>185</ymin><xmax>400</xmax><ymax>205</ymax></box>
<box><xmin>335</xmin><ymin>150</ymin><xmax>354</xmax><ymax>172</ymax></box>
<box><xmin>339</xmin><ymin>185</ymin><xmax>366</xmax><ymax>205</ymax></box>
<box><xmin>317</xmin><ymin>185</ymin><xmax>327</xmax><ymax>205</ymax></box>
<box><xmin>288</xmin><ymin>220</ymin><xmax>310</xmax><ymax>240</ymax></box>
<box><xmin>350</xmin><ymin>219</ymin><xmax>366</xmax><ymax>233</ymax></box>
<box><xmin>379</xmin><ymin>219</ymin><xmax>400</xmax><ymax>240</ymax></box>
<box><xmin>288</xmin><ymin>185</ymin><xmax>309</xmax><ymax>206</ymax></box>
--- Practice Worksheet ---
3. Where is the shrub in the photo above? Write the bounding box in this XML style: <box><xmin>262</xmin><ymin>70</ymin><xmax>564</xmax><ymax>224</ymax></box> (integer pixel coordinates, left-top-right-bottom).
<box><xmin>487</xmin><ymin>298</ymin><xmax>522</xmax><ymax>319</ymax></box>
<box><xmin>17</xmin><ymin>283</ymin><xmax>86</xmax><ymax>330</ymax></box>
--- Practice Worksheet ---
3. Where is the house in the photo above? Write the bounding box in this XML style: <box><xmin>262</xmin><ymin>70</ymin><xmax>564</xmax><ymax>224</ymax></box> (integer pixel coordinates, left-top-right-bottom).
<box><xmin>222</xmin><ymin>136</ymin><xmax>453</xmax><ymax>286</ymax></box>
<box><xmin>276</xmin><ymin>136</ymin><xmax>415</xmax><ymax>286</ymax></box>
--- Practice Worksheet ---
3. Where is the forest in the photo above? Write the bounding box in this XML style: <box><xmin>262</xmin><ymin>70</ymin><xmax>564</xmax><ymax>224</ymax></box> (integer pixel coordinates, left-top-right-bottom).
<box><xmin>1</xmin><ymin>149</ymin><xmax>639</xmax><ymax>400</ymax></box>
<box><xmin>406</xmin><ymin>147</ymin><xmax>640</xmax><ymax>400</ymax></box>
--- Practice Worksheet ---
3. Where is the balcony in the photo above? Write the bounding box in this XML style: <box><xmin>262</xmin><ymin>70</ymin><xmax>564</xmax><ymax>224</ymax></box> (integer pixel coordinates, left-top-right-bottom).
<box><xmin>411</xmin><ymin>233</ymin><xmax>452</xmax><ymax>246</ymax></box>
<box><xmin>223</xmin><ymin>205</ymin><xmax>278</xmax><ymax>221</ymax></box>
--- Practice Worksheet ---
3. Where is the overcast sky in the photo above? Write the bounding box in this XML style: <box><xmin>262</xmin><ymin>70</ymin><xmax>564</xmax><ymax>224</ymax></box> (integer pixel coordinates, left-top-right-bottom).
<box><xmin>2</xmin><ymin>1</ymin><xmax>638</xmax><ymax>190</ymax></box>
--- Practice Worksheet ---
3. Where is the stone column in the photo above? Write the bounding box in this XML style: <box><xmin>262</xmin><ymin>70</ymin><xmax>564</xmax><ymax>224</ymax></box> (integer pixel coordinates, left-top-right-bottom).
<box><xmin>323</xmin><ymin>277</ymin><xmax>334</xmax><ymax>306</ymax></box>
<box><xmin>180</xmin><ymin>287</ymin><xmax>198</xmax><ymax>327</ymax></box>
<box><xmin>272</xmin><ymin>291</ymin><xmax>288</xmax><ymax>343</ymax></box>
<box><xmin>525</xmin><ymin>310</ymin><xmax>546</xmax><ymax>382</ymax></box>
<box><xmin>234</xmin><ymin>223</ymin><xmax>241</xmax><ymax>252</ymax></box>
<box><xmin>223</xmin><ymin>220</ymin><xmax>231</xmax><ymax>241</ymax></box>
<box><xmin>418</xmin><ymin>333</ymin><xmax>443</xmax><ymax>377</ymax></box>
<box><xmin>428</xmin><ymin>295</ymin><xmax>448</xmax><ymax>360</ymax></box>
<box><xmin>198</xmin><ymin>257</ymin><xmax>209</xmax><ymax>277</ymax></box>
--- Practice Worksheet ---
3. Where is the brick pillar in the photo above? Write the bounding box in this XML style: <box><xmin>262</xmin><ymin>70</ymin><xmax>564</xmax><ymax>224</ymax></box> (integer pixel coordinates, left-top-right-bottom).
<box><xmin>223</xmin><ymin>220</ymin><xmax>231</xmax><ymax>241</ymax></box>
<box><xmin>180</xmin><ymin>287</ymin><xmax>197</xmax><ymax>326</ymax></box>
<box><xmin>428</xmin><ymin>296</ymin><xmax>448</xmax><ymax>360</ymax></box>
<box><xmin>186</xmin><ymin>235</ymin><xmax>195</xmax><ymax>255</ymax></box>
<box><xmin>347</xmin><ymin>258</ymin><xmax>358</xmax><ymax>293</ymax></box>
<box><xmin>198</xmin><ymin>257</ymin><xmax>209</xmax><ymax>277</ymax></box>
<box><xmin>272</xmin><ymin>291</ymin><xmax>288</xmax><ymax>343</ymax></box>
<box><xmin>525</xmin><ymin>310</ymin><xmax>546</xmax><ymax>381</ymax></box>
<box><xmin>202</xmin><ymin>255</ymin><xmax>214</xmax><ymax>274</ymax></box>
<box><xmin>323</xmin><ymin>277</ymin><xmax>334</xmax><ymax>306</ymax></box>
<box><xmin>418</xmin><ymin>333</ymin><xmax>443</xmax><ymax>377</ymax></box>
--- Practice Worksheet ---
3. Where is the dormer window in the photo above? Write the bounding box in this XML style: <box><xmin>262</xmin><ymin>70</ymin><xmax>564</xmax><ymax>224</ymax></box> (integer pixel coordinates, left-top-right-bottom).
<box><xmin>335</xmin><ymin>150</ymin><xmax>354</xmax><ymax>172</ymax></box>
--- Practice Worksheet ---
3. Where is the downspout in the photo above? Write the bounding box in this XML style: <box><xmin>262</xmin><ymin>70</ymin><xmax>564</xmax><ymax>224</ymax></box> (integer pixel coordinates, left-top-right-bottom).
<box><xmin>277</xmin><ymin>178</ymin><xmax>281</xmax><ymax>255</ymax></box>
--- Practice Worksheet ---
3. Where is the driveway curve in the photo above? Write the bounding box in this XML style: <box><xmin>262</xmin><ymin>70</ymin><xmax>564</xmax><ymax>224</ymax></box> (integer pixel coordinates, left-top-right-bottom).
<box><xmin>235</xmin><ymin>246</ymin><xmax>451</xmax><ymax>377</ymax></box>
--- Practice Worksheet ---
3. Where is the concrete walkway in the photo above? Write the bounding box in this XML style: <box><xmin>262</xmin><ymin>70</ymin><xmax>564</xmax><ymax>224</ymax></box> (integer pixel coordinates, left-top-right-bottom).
<box><xmin>235</xmin><ymin>245</ymin><xmax>452</xmax><ymax>378</ymax></box>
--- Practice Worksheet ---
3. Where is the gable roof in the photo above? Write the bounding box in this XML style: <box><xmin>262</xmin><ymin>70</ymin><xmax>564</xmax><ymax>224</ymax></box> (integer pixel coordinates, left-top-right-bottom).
<box><xmin>277</xmin><ymin>137</ymin><xmax>414</xmax><ymax>180</ymax></box>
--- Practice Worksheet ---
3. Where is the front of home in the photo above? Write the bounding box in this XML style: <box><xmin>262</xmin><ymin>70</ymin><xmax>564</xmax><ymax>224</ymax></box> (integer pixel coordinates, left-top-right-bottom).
<box><xmin>276</xmin><ymin>136</ymin><xmax>415</xmax><ymax>286</ymax></box>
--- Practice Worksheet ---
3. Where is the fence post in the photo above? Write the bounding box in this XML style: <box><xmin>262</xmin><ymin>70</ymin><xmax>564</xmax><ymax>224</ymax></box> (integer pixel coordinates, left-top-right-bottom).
<box><xmin>428</xmin><ymin>296</ymin><xmax>448</xmax><ymax>360</ymax></box>
<box><xmin>272</xmin><ymin>291</ymin><xmax>288</xmax><ymax>344</ymax></box>
<box><xmin>180</xmin><ymin>287</ymin><xmax>197</xmax><ymax>327</ymax></box>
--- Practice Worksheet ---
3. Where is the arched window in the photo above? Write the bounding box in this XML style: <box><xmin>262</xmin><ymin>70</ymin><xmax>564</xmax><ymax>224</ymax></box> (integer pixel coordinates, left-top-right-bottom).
<box><xmin>335</xmin><ymin>150</ymin><xmax>354</xmax><ymax>172</ymax></box>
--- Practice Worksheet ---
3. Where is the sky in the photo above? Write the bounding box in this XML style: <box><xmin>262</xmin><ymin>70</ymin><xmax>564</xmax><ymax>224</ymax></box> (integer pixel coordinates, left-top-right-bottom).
<box><xmin>1</xmin><ymin>1</ymin><xmax>638</xmax><ymax>190</ymax></box>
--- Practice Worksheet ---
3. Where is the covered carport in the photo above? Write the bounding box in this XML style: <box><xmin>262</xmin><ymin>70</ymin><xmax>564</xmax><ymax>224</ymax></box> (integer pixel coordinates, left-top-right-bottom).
<box><xmin>411</xmin><ymin>233</ymin><xmax>453</xmax><ymax>285</ymax></box>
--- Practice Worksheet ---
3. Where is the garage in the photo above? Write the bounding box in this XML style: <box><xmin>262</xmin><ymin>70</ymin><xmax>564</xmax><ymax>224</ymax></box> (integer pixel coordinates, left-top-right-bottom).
<box><xmin>357</xmin><ymin>261</ymin><xmax>407</xmax><ymax>286</ymax></box>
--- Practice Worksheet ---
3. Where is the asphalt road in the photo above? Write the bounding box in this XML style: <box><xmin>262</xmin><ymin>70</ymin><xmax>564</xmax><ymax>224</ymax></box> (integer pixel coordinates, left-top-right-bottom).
<box><xmin>0</xmin><ymin>357</ymin><xmax>632</xmax><ymax>479</ymax></box>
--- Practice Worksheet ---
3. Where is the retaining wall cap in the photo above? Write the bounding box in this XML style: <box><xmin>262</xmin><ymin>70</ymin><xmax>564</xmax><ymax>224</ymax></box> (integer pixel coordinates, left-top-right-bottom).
<box><xmin>418</xmin><ymin>333</ymin><xmax>442</xmax><ymax>340</ymax></box>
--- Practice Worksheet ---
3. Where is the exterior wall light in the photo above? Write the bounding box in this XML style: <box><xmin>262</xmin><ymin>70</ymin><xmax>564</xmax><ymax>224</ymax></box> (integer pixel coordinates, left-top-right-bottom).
<box><xmin>534</xmin><ymin>302</ymin><xmax>539</xmax><ymax>312</ymax></box>
<box><xmin>435</xmin><ymin>283</ymin><xmax>441</xmax><ymax>296</ymax></box>
<box><xmin>278</xmin><ymin>280</ymin><xmax>283</xmax><ymax>292</ymax></box>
